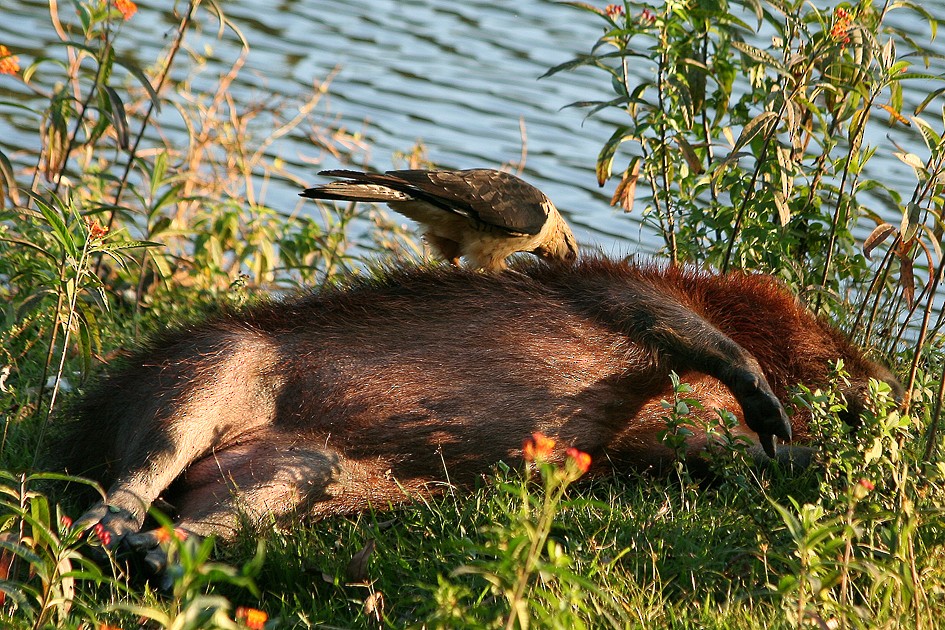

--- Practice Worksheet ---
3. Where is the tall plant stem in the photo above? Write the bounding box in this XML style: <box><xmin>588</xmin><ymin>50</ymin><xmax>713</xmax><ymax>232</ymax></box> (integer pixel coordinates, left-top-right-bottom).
<box><xmin>96</xmin><ymin>0</ymin><xmax>200</xmax><ymax>275</ymax></box>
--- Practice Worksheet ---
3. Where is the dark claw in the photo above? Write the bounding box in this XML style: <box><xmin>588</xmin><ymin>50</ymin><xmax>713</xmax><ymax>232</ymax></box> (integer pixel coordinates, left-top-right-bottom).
<box><xmin>736</xmin><ymin>372</ymin><xmax>792</xmax><ymax>443</ymax></box>
<box><xmin>143</xmin><ymin>547</ymin><xmax>168</xmax><ymax>576</ymax></box>
<box><xmin>760</xmin><ymin>433</ymin><xmax>778</xmax><ymax>458</ymax></box>
<box><xmin>774</xmin><ymin>405</ymin><xmax>792</xmax><ymax>441</ymax></box>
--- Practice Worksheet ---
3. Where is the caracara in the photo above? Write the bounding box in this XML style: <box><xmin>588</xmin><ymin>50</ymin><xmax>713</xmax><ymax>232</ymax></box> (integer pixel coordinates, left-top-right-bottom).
<box><xmin>300</xmin><ymin>168</ymin><xmax>579</xmax><ymax>271</ymax></box>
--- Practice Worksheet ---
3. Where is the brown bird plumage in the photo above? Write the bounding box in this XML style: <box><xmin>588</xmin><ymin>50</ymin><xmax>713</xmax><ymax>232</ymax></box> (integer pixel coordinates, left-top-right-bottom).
<box><xmin>300</xmin><ymin>168</ymin><xmax>579</xmax><ymax>271</ymax></box>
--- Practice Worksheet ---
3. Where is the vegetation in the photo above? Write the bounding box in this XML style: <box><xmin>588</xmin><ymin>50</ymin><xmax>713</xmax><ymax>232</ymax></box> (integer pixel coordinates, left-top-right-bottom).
<box><xmin>0</xmin><ymin>0</ymin><xmax>943</xmax><ymax>627</ymax></box>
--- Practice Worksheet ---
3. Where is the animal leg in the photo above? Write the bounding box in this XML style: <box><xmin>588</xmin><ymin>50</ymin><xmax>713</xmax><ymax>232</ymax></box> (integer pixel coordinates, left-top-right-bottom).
<box><xmin>90</xmin><ymin>435</ymin><xmax>343</xmax><ymax>576</ymax></box>
<box><xmin>73</xmin><ymin>333</ymin><xmax>283</xmax><ymax>549</ymax></box>
<box><xmin>424</xmin><ymin>233</ymin><xmax>463</xmax><ymax>267</ymax></box>
<box><xmin>594</xmin><ymin>283</ymin><xmax>793</xmax><ymax>455</ymax></box>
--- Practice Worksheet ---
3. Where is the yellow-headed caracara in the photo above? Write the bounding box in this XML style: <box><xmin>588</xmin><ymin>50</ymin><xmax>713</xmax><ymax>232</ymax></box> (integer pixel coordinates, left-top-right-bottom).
<box><xmin>300</xmin><ymin>168</ymin><xmax>579</xmax><ymax>271</ymax></box>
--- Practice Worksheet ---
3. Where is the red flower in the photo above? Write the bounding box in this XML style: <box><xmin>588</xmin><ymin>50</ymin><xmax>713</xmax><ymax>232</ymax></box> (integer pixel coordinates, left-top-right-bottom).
<box><xmin>0</xmin><ymin>45</ymin><xmax>20</xmax><ymax>75</ymax></box>
<box><xmin>235</xmin><ymin>606</ymin><xmax>268</xmax><ymax>630</ymax></box>
<box><xmin>92</xmin><ymin>522</ymin><xmax>112</xmax><ymax>547</ymax></box>
<box><xmin>566</xmin><ymin>447</ymin><xmax>592</xmax><ymax>475</ymax></box>
<box><xmin>640</xmin><ymin>8</ymin><xmax>656</xmax><ymax>24</ymax></box>
<box><xmin>87</xmin><ymin>219</ymin><xmax>109</xmax><ymax>240</ymax></box>
<box><xmin>523</xmin><ymin>432</ymin><xmax>556</xmax><ymax>462</ymax></box>
<box><xmin>605</xmin><ymin>4</ymin><xmax>624</xmax><ymax>19</ymax></box>
<box><xmin>858</xmin><ymin>478</ymin><xmax>875</xmax><ymax>491</ymax></box>
<box><xmin>115</xmin><ymin>0</ymin><xmax>137</xmax><ymax>21</ymax></box>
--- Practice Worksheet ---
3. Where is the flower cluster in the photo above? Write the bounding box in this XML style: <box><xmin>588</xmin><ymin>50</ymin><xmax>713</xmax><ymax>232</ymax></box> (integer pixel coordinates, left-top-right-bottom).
<box><xmin>605</xmin><ymin>4</ymin><xmax>624</xmax><ymax>19</ymax></box>
<box><xmin>831</xmin><ymin>7</ymin><xmax>853</xmax><ymax>45</ymax></box>
<box><xmin>92</xmin><ymin>522</ymin><xmax>112</xmax><ymax>547</ymax></box>
<box><xmin>87</xmin><ymin>218</ymin><xmax>109</xmax><ymax>240</ymax></box>
<box><xmin>154</xmin><ymin>526</ymin><xmax>189</xmax><ymax>544</ymax></box>
<box><xmin>640</xmin><ymin>8</ymin><xmax>656</xmax><ymax>24</ymax></box>
<box><xmin>522</xmin><ymin>432</ymin><xmax>592</xmax><ymax>477</ymax></box>
<box><xmin>236</xmin><ymin>606</ymin><xmax>269</xmax><ymax>630</ymax></box>
<box><xmin>115</xmin><ymin>0</ymin><xmax>137</xmax><ymax>21</ymax></box>
<box><xmin>523</xmin><ymin>432</ymin><xmax>556</xmax><ymax>462</ymax></box>
<box><xmin>566</xmin><ymin>447</ymin><xmax>592</xmax><ymax>474</ymax></box>
<box><xmin>0</xmin><ymin>45</ymin><xmax>19</xmax><ymax>75</ymax></box>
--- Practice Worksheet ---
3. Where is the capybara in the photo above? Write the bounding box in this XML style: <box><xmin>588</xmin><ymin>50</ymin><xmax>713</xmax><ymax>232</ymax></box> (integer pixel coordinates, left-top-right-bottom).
<box><xmin>62</xmin><ymin>257</ymin><xmax>899</xmax><ymax>565</ymax></box>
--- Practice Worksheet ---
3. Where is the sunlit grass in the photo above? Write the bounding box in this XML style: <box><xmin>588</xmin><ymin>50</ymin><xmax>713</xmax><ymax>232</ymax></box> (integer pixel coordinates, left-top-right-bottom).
<box><xmin>0</xmin><ymin>0</ymin><xmax>944</xmax><ymax>627</ymax></box>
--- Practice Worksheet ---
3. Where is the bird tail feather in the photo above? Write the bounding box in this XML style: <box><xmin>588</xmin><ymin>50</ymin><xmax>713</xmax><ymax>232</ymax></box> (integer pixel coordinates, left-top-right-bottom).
<box><xmin>300</xmin><ymin>170</ymin><xmax>413</xmax><ymax>202</ymax></box>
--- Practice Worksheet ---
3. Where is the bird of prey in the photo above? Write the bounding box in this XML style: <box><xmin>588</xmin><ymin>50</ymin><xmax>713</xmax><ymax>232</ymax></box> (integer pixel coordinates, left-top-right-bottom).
<box><xmin>300</xmin><ymin>168</ymin><xmax>579</xmax><ymax>271</ymax></box>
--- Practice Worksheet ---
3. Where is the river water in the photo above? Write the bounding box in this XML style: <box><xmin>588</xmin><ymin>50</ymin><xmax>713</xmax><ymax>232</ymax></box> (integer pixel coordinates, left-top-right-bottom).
<box><xmin>1</xmin><ymin>0</ymin><xmax>943</xmax><ymax>258</ymax></box>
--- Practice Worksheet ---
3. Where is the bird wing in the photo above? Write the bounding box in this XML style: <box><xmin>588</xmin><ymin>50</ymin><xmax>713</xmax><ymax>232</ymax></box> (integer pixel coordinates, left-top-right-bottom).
<box><xmin>302</xmin><ymin>169</ymin><xmax>552</xmax><ymax>236</ymax></box>
<box><xmin>387</xmin><ymin>169</ymin><xmax>551</xmax><ymax>236</ymax></box>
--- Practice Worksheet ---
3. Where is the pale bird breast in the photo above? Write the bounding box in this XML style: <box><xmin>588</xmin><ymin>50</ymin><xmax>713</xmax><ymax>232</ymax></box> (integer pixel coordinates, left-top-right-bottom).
<box><xmin>387</xmin><ymin>200</ymin><xmax>473</xmax><ymax>242</ymax></box>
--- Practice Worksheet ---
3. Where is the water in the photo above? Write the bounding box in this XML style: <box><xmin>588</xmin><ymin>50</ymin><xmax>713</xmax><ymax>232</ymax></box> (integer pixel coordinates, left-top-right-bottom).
<box><xmin>1</xmin><ymin>0</ymin><xmax>943</xmax><ymax>259</ymax></box>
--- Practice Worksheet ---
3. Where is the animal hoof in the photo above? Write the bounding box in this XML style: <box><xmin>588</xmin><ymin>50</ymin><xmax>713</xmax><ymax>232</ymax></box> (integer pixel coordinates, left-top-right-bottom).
<box><xmin>74</xmin><ymin>503</ymin><xmax>142</xmax><ymax>558</ymax></box>
<box><xmin>759</xmin><ymin>432</ymin><xmax>778</xmax><ymax>458</ymax></box>
<box><xmin>739</xmin><ymin>379</ymin><xmax>792</xmax><ymax>444</ymax></box>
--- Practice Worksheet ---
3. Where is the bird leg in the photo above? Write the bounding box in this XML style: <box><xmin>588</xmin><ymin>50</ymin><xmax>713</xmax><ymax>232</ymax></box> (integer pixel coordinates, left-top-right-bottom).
<box><xmin>424</xmin><ymin>234</ymin><xmax>463</xmax><ymax>267</ymax></box>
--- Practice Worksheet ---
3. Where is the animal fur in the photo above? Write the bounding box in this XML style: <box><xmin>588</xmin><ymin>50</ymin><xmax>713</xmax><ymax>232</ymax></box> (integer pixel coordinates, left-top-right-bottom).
<box><xmin>61</xmin><ymin>257</ymin><xmax>899</xmax><ymax>558</ymax></box>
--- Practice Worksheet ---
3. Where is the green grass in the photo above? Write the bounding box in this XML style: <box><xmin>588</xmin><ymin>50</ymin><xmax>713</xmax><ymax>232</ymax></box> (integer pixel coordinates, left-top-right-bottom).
<box><xmin>1</xmin><ymin>0</ymin><xmax>945</xmax><ymax>627</ymax></box>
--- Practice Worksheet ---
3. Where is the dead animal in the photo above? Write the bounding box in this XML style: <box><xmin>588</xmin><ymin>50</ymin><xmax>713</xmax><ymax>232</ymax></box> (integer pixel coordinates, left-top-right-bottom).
<box><xmin>300</xmin><ymin>168</ymin><xmax>579</xmax><ymax>271</ymax></box>
<box><xmin>60</xmin><ymin>257</ymin><xmax>899</xmax><ymax>569</ymax></box>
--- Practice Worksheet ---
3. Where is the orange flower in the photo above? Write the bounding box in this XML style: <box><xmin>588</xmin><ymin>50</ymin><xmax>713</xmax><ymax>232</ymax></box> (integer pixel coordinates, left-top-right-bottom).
<box><xmin>155</xmin><ymin>526</ymin><xmax>189</xmax><ymax>544</ymax></box>
<box><xmin>115</xmin><ymin>0</ymin><xmax>137</xmax><ymax>21</ymax></box>
<box><xmin>87</xmin><ymin>219</ymin><xmax>109</xmax><ymax>240</ymax></box>
<box><xmin>99</xmin><ymin>624</ymin><xmax>124</xmax><ymax>630</ymax></box>
<box><xmin>566</xmin><ymin>447</ymin><xmax>592</xmax><ymax>475</ymax></box>
<box><xmin>605</xmin><ymin>4</ymin><xmax>624</xmax><ymax>19</ymax></box>
<box><xmin>0</xmin><ymin>45</ymin><xmax>20</xmax><ymax>75</ymax></box>
<box><xmin>523</xmin><ymin>432</ymin><xmax>556</xmax><ymax>462</ymax></box>
<box><xmin>235</xmin><ymin>606</ymin><xmax>268</xmax><ymax>630</ymax></box>
<box><xmin>830</xmin><ymin>7</ymin><xmax>852</xmax><ymax>44</ymax></box>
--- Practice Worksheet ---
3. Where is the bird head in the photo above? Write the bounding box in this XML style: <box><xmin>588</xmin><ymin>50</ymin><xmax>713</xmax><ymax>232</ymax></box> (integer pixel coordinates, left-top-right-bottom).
<box><xmin>533</xmin><ymin>212</ymin><xmax>579</xmax><ymax>264</ymax></box>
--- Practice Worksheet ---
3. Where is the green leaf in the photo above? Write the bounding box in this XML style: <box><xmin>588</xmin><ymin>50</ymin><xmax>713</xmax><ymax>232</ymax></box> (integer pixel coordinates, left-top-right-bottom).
<box><xmin>899</xmin><ymin>202</ymin><xmax>922</xmax><ymax>241</ymax></box>
<box><xmin>914</xmin><ymin>86</ymin><xmax>945</xmax><ymax>115</ymax></box>
<box><xmin>0</xmin><ymin>148</ymin><xmax>13</xmax><ymax>209</ymax></box>
<box><xmin>555</xmin><ymin>1</ymin><xmax>606</xmax><ymax>17</ymax></box>
<box><xmin>596</xmin><ymin>125</ymin><xmax>633</xmax><ymax>186</ymax></box>
<box><xmin>732</xmin><ymin>111</ymin><xmax>778</xmax><ymax>153</ymax></box>
<box><xmin>541</xmin><ymin>49</ymin><xmax>650</xmax><ymax>79</ymax></box>
<box><xmin>911</xmin><ymin>116</ymin><xmax>942</xmax><ymax>151</ymax></box>
<box><xmin>103</xmin><ymin>86</ymin><xmax>130</xmax><ymax>149</ymax></box>
<box><xmin>893</xmin><ymin>71</ymin><xmax>943</xmax><ymax>82</ymax></box>
<box><xmin>731</xmin><ymin>41</ymin><xmax>790</xmax><ymax>78</ymax></box>
<box><xmin>30</xmin><ymin>194</ymin><xmax>77</xmax><ymax>259</ymax></box>
<box><xmin>113</xmin><ymin>56</ymin><xmax>161</xmax><ymax>112</ymax></box>
<box><xmin>150</xmin><ymin>151</ymin><xmax>169</xmax><ymax>199</ymax></box>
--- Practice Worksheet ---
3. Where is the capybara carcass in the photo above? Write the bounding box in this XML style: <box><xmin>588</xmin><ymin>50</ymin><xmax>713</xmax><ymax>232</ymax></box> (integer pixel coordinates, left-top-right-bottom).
<box><xmin>63</xmin><ymin>257</ymin><xmax>899</xmax><ymax>561</ymax></box>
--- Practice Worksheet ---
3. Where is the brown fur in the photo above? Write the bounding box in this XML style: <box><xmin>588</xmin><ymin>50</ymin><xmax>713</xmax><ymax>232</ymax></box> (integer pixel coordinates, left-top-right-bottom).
<box><xmin>62</xmin><ymin>257</ymin><xmax>899</xmax><ymax>549</ymax></box>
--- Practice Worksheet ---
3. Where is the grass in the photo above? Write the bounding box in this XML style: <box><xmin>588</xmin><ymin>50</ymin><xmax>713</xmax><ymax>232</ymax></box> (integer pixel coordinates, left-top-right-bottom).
<box><xmin>1</xmin><ymin>0</ymin><xmax>945</xmax><ymax>627</ymax></box>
